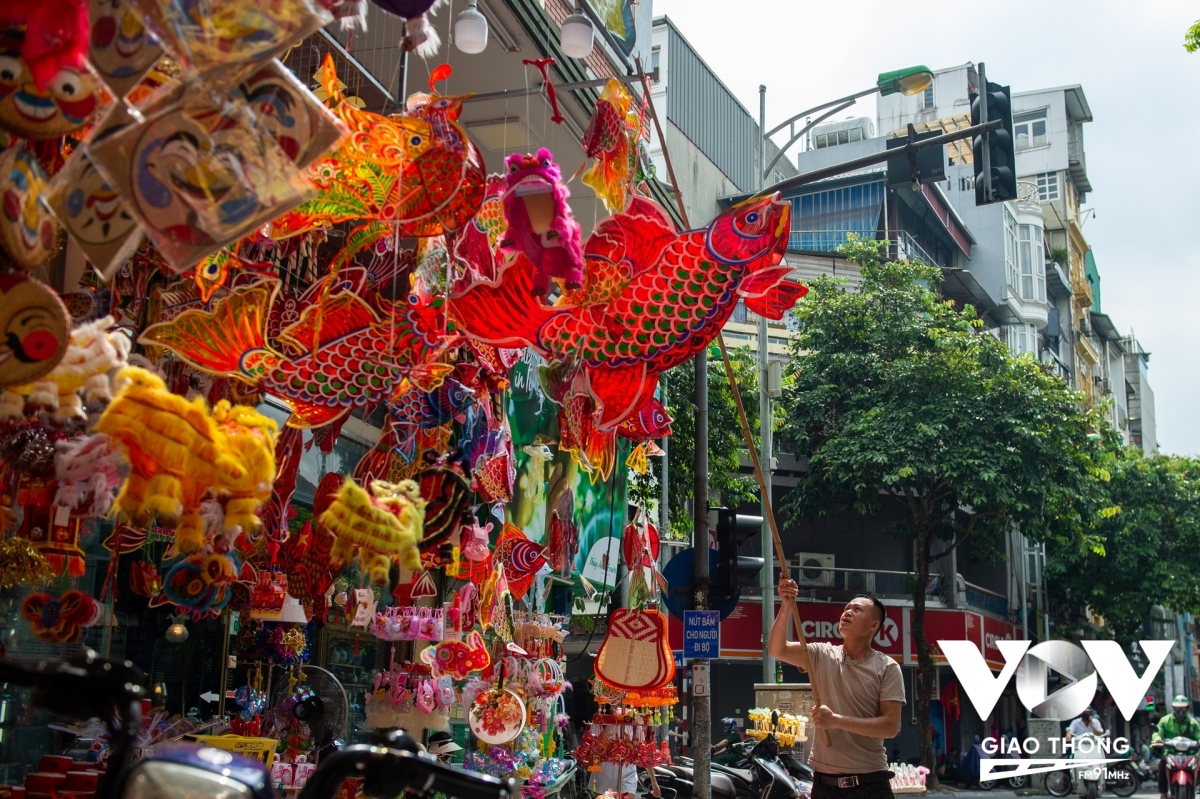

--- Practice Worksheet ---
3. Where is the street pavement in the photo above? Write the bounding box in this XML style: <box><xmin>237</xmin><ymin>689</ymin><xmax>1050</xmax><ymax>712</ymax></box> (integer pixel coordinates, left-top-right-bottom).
<box><xmin>928</xmin><ymin>787</ymin><xmax>1161</xmax><ymax>799</ymax></box>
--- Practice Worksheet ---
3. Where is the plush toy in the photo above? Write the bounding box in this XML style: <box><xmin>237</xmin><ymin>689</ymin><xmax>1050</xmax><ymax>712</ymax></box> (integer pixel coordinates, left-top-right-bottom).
<box><xmin>52</xmin><ymin>433</ymin><xmax>121</xmax><ymax>517</ymax></box>
<box><xmin>319</xmin><ymin>478</ymin><xmax>426</xmax><ymax>583</ymax></box>
<box><xmin>22</xmin><ymin>588</ymin><xmax>99</xmax><ymax>643</ymax></box>
<box><xmin>0</xmin><ymin>316</ymin><xmax>131</xmax><ymax>422</ymax></box>
<box><xmin>500</xmin><ymin>149</ymin><xmax>584</xmax><ymax>296</ymax></box>
<box><xmin>94</xmin><ymin>367</ymin><xmax>278</xmax><ymax>554</ymax></box>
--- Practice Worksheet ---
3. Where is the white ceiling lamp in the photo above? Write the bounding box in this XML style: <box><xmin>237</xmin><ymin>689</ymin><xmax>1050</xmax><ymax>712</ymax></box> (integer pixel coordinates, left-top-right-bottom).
<box><xmin>560</xmin><ymin>2</ymin><xmax>595</xmax><ymax>59</ymax></box>
<box><xmin>165</xmin><ymin>617</ymin><xmax>189</xmax><ymax>644</ymax></box>
<box><xmin>455</xmin><ymin>0</ymin><xmax>488</xmax><ymax>54</ymax></box>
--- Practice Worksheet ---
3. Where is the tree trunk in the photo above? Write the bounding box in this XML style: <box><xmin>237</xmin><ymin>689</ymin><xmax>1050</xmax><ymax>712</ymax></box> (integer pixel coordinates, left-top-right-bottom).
<box><xmin>912</xmin><ymin>525</ymin><xmax>940</xmax><ymax>790</ymax></box>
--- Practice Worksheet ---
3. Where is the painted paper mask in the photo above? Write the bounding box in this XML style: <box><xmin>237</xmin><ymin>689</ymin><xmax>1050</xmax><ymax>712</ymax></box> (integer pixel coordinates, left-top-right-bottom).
<box><xmin>0</xmin><ymin>146</ymin><xmax>58</xmax><ymax>271</ymax></box>
<box><xmin>0</xmin><ymin>273</ymin><xmax>70</xmax><ymax>387</ymax></box>
<box><xmin>0</xmin><ymin>27</ymin><xmax>100</xmax><ymax>139</ymax></box>
<box><xmin>88</xmin><ymin>0</ymin><xmax>164</xmax><ymax>98</ymax></box>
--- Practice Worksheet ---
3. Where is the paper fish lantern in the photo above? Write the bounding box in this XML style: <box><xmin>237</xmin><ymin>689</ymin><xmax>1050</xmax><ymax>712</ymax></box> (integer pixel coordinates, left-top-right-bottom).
<box><xmin>492</xmin><ymin>524</ymin><xmax>546</xmax><ymax>602</ymax></box>
<box><xmin>451</xmin><ymin>195</ymin><xmax>802</xmax><ymax>473</ymax></box>
<box><xmin>0</xmin><ymin>147</ymin><xmax>59</xmax><ymax>272</ymax></box>
<box><xmin>85</xmin><ymin>90</ymin><xmax>311</xmax><ymax>271</ymax></box>
<box><xmin>139</xmin><ymin>280</ymin><xmax>456</xmax><ymax>428</ymax></box>
<box><xmin>271</xmin><ymin>57</ymin><xmax>485</xmax><ymax>243</ymax></box>
<box><xmin>453</xmin><ymin>174</ymin><xmax>506</xmax><ymax>289</ymax></box>
<box><xmin>0</xmin><ymin>273</ymin><xmax>70</xmax><ymax>388</ymax></box>
<box><xmin>576</xmin><ymin>78</ymin><xmax>650</xmax><ymax>214</ymax></box>
<box><xmin>87</xmin><ymin>0</ymin><xmax>164</xmax><ymax>98</ymax></box>
<box><xmin>0</xmin><ymin>24</ymin><xmax>100</xmax><ymax>139</ymax></box>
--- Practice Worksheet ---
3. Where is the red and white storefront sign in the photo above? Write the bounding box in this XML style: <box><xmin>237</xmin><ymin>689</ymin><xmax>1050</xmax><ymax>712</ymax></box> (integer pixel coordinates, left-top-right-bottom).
<box><xmin>668</xmin><ymin>599</ymin><xmax>1021</xmax><ymax>666</ymax></box>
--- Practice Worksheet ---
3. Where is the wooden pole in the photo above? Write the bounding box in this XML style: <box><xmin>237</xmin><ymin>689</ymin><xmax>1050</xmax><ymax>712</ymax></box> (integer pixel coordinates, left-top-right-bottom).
<box><xmin>635</xmin><ymin>63</ymin><xmax>831</xmax><ymax>746</ymax></box>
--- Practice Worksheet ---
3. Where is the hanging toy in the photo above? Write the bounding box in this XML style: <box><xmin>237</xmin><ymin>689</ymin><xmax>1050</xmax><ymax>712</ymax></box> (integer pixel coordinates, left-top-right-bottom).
<box><xmin>22</xmin><ymin>589</ymin><xmax>100</xmax><ymax>643</ymax></box>
<box><xmin>0</xmin><ymin>5</ymin><xmax>99</xmax><ymax>139</ymax></box>
<box><xmin>499</xmin><ymin>149</ymin><xmax>585</xmax><ymax>297</ymax></box>
<box><xmin>420</xmin><ymin>629</ymin><xmax>491</xmax><ymax>679</ymax></box>
<box><xmin>365</xmin><ymin>1</ymin><xmax>449</xmax><ymax>57</ymax></box>
<box><xmin>319</xmin><ymin>478</ymin><xmax>426</xmax><ymax>583</ymax></box>
<box><xmin>87</xmin><ymin>0</ymin><xmax>163</xmax><ymax>98</ymax></box>
<box><xmin>94</xmin><ymin>367</ymin><xmax>279</xmax><ymax>554</ymax></box>
<box><xmin>0</xmin><ymin>147</ymin><xmax>59</xmax><ymax>272</ymax></box>
<box><xmin>52</xmin><ymin>434</ymin><xmax>122</xmax><ymax>517</ymax></box>
<box><xmin>522</xmin><ymin>444</ymin><xmax>552</xmax><ymax>503</ymax></box>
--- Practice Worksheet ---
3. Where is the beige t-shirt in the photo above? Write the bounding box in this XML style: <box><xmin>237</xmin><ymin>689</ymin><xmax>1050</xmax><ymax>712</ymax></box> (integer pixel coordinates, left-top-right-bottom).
<box><xmin>804</xmin><ymin>642</ymin><xmax>906</xmax><ymax>775</ymax></box>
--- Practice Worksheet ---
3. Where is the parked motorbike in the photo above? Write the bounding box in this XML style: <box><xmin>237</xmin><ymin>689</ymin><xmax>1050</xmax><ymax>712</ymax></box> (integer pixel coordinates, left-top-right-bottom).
<box><xmin>652</xmin><ymin>716</ymin><xmax>806</xmax><ymax>799</ymax></box>
<box><xmin>0</xmin><ymin>651</ymin><xmax>516</xmax><ymax>799</ymax></box>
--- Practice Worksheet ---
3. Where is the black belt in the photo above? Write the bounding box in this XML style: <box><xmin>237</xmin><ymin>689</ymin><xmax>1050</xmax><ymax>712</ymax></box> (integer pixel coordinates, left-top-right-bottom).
<box><xmin>815</xmin><ymin>771</ymin><xmax>894</xmax><ymax>788</ymax></box>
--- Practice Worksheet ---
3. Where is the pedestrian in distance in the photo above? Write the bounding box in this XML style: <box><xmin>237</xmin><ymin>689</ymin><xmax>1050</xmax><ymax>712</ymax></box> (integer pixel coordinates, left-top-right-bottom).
<box><xmin>768</xmin><ymin>579</ymin><xmax>905</xmax><ymax>799</ymax></box>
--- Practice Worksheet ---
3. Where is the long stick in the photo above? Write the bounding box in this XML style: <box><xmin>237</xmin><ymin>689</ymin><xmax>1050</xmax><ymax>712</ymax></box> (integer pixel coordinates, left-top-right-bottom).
<box><xmin>634</xmin><ymin>64</ymin><xmax>831</xmax><ymax>746</ymax></box>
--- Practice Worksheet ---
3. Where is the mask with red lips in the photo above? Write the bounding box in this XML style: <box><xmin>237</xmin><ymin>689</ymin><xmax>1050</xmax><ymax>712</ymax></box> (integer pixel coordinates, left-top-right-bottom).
<box><xmin>0</xmin><ymin>272</ymin><xmax>70</xmax><ymax>388</ymax></box>
<box><xmin>87</xmin><ymin>0</ymin><xmax>164</xmax><ymax>98</ymax></box>
<box><xmin>0</xmin><ymin>146</ymin><xmax>59</xmax><ymax>271</ymax></box>
<box><xmin>0</xmin><ymin>28</ymin><xmax>100</xmax><ymax>139</ymax></box>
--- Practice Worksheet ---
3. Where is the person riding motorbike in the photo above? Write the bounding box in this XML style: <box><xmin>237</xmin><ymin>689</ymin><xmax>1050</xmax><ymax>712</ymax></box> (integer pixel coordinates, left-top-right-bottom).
<box><xmin>1152</xmin><ymin>695</ymin><xmax>1200</xmax><ymax>799</ymax></box>
<box><xmin>712</xmin><ymin>718</ymin><xmax>744</xmax><ymax>765</ymax></box>
<box><xmin>1067</xmin><ymin>708</ymin><xmax>1104</xmax><ymax>741</ymax></box>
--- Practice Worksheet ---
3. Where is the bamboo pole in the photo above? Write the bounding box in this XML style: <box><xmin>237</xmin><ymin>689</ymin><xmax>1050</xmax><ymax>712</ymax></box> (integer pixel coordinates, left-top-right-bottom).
<box><xmin>634</xmin><ymin>64</ymin><xmax>831</xmax><ymax>747</ymax></box>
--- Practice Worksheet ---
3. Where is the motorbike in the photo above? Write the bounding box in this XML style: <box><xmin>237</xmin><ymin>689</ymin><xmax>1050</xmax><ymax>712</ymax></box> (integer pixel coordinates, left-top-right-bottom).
<box><xmin>1161</xmin><ymin>736</ymin><xmax>1200</xmax><ymax>799</ymax></box>
<box><xmin>0</xmin><ymin>650</ymin><xmax>516</xmax><ymax>799</ymax></box>
<box><xmin>652</xmin><ymin>718</ymin><xmax>807</xmax><ymax>799</ymax></box>
<box><xmin>1044</xmin><ymin>731</ymin><xmax>1132</xmax><ymax>799</ymax></box>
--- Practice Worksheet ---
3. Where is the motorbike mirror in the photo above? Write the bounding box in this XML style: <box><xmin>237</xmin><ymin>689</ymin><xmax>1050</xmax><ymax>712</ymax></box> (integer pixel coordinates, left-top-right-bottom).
<box><xmin>771</xmin><ymin>710</ymin><xmax>779</xmax><ymax>728</ymax></box>
<box><xmin>117</xmin><ymin>748</ymin><xmax>271</xmax><ymax>799</ymax></box>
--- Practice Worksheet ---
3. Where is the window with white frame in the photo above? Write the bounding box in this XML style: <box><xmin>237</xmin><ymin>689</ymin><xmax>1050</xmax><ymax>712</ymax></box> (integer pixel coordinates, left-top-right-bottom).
<box><xmin>650</xmin><ymin>47</ymin><xmax>661</xmax><ymax>83</ymax></box>
<box><xmin>1004</xmin><ymin>208</ymin><xmax>1018</xmax><ymax>295</ymax></box>
<box><xmin>1014</xmin><ymin>110</ymin><xmax>1048</xmax><ymax>149</ymax></box>
<box><xmin>922</xmin><ymin>84</ymin><xmax>934</xmax><ymax>110</ymax></box>
<box><xmin>1018</xmin><ymin>224</ymin><xmax>1047</xmax><ymax>303</ymax></box>
<box><xmin>1035</xmin><ymin>172</ymin><xmax>1059</xmax><ymax>201</ymax></box>
<box><xmin>1004</xmin><ymin>324</ymin><xmax>1038</xmax><ymax>357</ymax></box>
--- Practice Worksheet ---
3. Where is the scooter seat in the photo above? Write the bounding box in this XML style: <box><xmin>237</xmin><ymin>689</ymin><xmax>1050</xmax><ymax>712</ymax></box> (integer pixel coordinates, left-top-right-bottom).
<box><xmin>711</xmin><ymin>773</ymin><xmax>738</xmax><ymax>798</ymax></box>
<box><xmin>718</xmin><ymin>767</ymin><xmax>755</xmax><ymax>784</ymax></box>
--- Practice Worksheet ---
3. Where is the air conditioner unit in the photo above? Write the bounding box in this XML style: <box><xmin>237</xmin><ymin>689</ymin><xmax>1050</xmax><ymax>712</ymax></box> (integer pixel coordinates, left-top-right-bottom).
<box><xmin>1079</xmin><ymin>317</ymin><xmax>1092</xmax><ymax>335</ymax></box>
<box><xmin>795</xmin><ymin>553</ymin><xmax>835</xmax><ymax>587</ymax></box>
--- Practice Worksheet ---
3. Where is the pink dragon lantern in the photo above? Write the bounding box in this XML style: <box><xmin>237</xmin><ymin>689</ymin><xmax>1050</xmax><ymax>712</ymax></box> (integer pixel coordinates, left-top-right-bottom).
<box><xmin>499</xmin><ymin>149</ymin><xmax>584</xmax><ymax>297</ymax></box>
<box><xmin>451</xmin><ymin>194</ymin><xmax>804</xmax><ymax>477</ymax></box>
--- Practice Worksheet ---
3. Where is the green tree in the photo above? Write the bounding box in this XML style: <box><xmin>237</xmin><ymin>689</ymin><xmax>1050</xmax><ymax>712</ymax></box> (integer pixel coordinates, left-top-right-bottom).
<box><xmin>662</xmin><ymin>346</ymin><xmax>759</xmax><ymax>539</ymax></box>
<box><xmin>1186</xmin><ymin>19</ymin><xmax>1200</xmax><ymax>52</ymax></box>
<box><xmin>779</xmin><ymin>238</ymin><xmax>1104</xmax><ymax>785</ymax></box>
<box><xmin>1047</xmin><ymin>448</ymin><xmax>1200</xmax><ymax>643</ymax></box>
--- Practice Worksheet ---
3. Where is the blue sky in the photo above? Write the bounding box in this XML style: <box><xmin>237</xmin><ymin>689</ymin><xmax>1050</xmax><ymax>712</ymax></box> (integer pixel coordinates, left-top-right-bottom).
<box><xmin>653</xmin><ymin>0</ymin><xmax>1200</xmax><ymax>455</ymax></box>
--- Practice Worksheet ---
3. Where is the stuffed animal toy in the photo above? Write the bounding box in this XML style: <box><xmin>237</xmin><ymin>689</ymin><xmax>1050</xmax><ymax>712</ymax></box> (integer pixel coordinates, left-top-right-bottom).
<box><xmin>500</xmin><ymin>149</ymin><xmax>584</xmax><ymax>296</ymax></box>
<box><xmin>52</xmin><ymin>433</ymin><xmax>121</xmax><ymax>517</ymax></box>
<box><xmin>94</xmin><ymin>367</ymin><xmax>278</xmax><ymax>554</ymax></box>
<box><xmin>319</xmin><ymin>478</ymin><xmax>426</xmax><ymax>584</ymax></box>
<box><xmin>365</xmin><ymin>0</ymin><xmax>449</xmax><ymax>57</ymax></box>
<box><xmin>0</xmin><ymin>316</ymin><xmax>131</xmax><ymax>422</ymax></box>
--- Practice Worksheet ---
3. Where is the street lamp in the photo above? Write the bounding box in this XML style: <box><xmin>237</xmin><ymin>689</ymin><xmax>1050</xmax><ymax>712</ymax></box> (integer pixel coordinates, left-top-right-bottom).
<box><xmin>754</xmin><ymin>64</ymin><xmax>932</xmax><ymax>685</ymax></box>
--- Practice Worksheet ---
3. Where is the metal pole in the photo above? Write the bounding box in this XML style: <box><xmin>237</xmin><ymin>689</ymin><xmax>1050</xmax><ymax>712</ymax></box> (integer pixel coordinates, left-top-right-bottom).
<box><xmin>692</xmin><ymin>347</ymin><xmax>710</xmax><ymax>799</ymax></box>
<box><xmin>660</xmin><ymin>376</ymin><xmax>669</xmax><ymax>537</ymax></box>
<box><xmin>216</xmin><ymin>609</ymin><xmax>231</xmax><ymax>718</ymax></box>
<box><xmin>758</xmin><ymin>84</ymin><xmax>776</xmax><ymax>685</ymax></box>
<box><xmin>1019</xmin><ymin>532</ymin><xmax>1029</xmax><ymax>641</ymax></box>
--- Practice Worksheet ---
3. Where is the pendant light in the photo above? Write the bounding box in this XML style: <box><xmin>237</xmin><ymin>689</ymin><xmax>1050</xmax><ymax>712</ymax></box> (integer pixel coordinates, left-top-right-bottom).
<box><xmin>560</xmin><ymin>2</ymin><xmax>594</xmax><ymax>59</ymax></box>
<box><xmin>455</xmin><ymin>0</ymin><xmax>488</xmax><ymax>54</ymax></box>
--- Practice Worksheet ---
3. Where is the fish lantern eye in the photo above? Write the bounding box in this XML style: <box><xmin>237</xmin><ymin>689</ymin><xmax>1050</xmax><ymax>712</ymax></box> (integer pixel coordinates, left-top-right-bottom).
<box><xmin>746</xmin><ymin>211</ymin><xmax>759</xmax><ymax>223</ymax></box>
<box><xmin>410</xmin><ymin>135</ymin><xmax>422</xmax><ymax>146</ymax></box>
<box><xmin>509</xmin><ymin>163</ymin><xmax>519</xmax><ymax>174</ymax></box>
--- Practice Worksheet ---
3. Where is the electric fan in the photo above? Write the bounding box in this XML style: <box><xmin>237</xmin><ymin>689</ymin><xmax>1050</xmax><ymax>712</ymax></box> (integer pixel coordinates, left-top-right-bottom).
<box><xmin>270</xmin><ymin>665</ymin><xmax>348</xmax><ymax>762</ymax></box>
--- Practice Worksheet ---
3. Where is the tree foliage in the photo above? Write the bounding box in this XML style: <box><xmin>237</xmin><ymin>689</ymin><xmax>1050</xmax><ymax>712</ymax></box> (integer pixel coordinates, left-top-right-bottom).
<box><xmin>1186</xmin><ymin>19</ymin><xmax>1200</xmax><ymax>52</ymax></box>
<box><xmin>1047</xmin><ymin>448</ymin><xmax>1200</xmax><ymax>643</ymax></box>
<box><xmin>662</xmin><ymin>346</ymin><xmax>759</xmax><ymax>538</ymax></box>
<box><xmin>779</xmin><ymin>237</ymin><xmax>1105</xmax><ymax>784</ymax></box>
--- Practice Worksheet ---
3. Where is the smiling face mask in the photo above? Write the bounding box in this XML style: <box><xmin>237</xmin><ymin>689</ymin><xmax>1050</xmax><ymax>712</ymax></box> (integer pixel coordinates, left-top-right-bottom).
<box><xmin>0</xmin><ymin>28</ymin><xmax>101</xmax><ymax>140</ymax></box>
<box><xmin>87</xmin><ymin>0</ymin><xmax>165</xmax><ymax>98</ymax></box>
<box><xmin>0</xmin><ymin>147</ymin><xmax>59</xmax><ymax>272</ymax></box>
<box><xmin>0</xmin><ymin>272</ymin><xmax>70</xmax><ymax>388</ymax></box>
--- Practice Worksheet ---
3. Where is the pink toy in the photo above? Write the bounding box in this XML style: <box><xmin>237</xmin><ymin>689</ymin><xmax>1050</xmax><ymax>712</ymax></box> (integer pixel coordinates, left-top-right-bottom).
<box><xmin>500</xmin><ymin>149</ymin><xmax>585</xmax><ymax>297</ymax></box>
<box><xmin>53</xmin><ymin>433</ymin><xmax>122</xmax><ymax>518</ymax></box>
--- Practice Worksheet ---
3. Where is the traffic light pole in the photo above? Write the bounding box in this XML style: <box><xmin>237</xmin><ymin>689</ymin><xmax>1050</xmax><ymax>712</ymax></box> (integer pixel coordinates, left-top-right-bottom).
<box><xmin>752</xmin><ymin>119</ymin><xmax>1002</xmax><ymax>201</ymax></box>
<box><xmin>692</xmin><ymin>347</ymin><xmax>711</xmax><ymax>799</ymax></box>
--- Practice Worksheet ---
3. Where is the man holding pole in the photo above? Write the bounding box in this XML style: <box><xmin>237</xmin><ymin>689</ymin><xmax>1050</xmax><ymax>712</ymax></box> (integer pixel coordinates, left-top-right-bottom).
<box><xmin>769</xmin><ymin>579</ymin><xmax>905</xmax><ymax>799</ymax></box>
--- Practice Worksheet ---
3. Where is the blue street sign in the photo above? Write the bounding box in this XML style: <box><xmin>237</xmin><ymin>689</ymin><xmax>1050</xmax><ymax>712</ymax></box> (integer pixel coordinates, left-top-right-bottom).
<box><xmin>683</xmin><ymin>610</ymin><xmax>721</xmax><ymax>659</ymax></box>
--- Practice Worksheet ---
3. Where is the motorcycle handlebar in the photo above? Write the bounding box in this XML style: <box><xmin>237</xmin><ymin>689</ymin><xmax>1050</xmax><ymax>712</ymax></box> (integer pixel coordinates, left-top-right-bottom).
<box><xmin>297</xmin><ymin>744</ymin><xmax>517</xmax><ymax>799</ymax></box>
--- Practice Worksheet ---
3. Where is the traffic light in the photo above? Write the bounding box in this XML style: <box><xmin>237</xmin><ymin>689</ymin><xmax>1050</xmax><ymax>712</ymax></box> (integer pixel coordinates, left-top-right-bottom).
<box><xmin>970</xmin><ymin>63</ymin><xmax>1016</xmax><ymax>205</ymax></box>
<box><xmin>714</xmin><ymin>508</ymin><xmax>765</xmax><ymax>599</ymax></box>
<box><xmin>1144</xmin><ymin>694</ymin><xmax>1157</xmax><ymax>713</ymax></box>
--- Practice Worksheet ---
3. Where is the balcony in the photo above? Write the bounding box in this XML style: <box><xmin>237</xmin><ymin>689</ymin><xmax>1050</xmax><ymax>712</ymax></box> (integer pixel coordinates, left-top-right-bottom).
<box><xmin>788</xmin><ymin>229</ymin><xmax>946</xmax><ymax>268</ymax></box>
